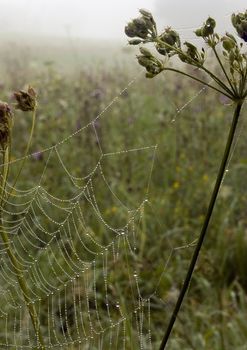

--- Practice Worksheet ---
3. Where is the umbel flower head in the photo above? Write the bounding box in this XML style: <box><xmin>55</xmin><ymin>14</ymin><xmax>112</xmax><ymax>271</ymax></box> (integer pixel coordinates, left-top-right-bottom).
<box><xmin>0</xmin><ymin>102</ymin><xmax>12</xmax><ymax>149</ymax></box>
<box><xmin>14</xmin><ymin>86</ymin><xmax>37</xmax><ymax>112</ymax></box>
<box><xmin>232</xmin><ymin>10</ymin><xmax>247</xmax><ymax>41</ymax></box>
<box><xmin>125</xmin><ymin>8</ymin><xmax>247</xmax><ymax>102</ymax></box>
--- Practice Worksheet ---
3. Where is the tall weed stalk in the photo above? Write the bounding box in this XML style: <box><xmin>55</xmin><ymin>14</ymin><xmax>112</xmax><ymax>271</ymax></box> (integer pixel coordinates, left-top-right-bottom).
<box><xmin>125</xmin><ymin>8</ymin><xmax>247</xmax><ymax>349</ymax></box>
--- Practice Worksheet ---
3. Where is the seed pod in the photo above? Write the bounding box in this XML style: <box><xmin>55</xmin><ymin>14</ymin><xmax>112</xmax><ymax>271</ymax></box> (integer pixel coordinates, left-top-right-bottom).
<box><xmin>128</xmin><ymin>39</ymin><xmax>143</xmax><ymax>45</ymax></box>
<box><xmin>221</xmin><ymin>36</ymin><xmax>236</xmax><ymax>51</ymax></box>
<box><xmin>139</xmin><ymin>9</ymin><xmax>153</xmax><ymax>19</ymax></box>
<box><xmin>232</xmin><ymin>11</ymin><xmax>247</xmax><ymax>41</ymax></box>
<box><xmin>14</xmin><ymin>86</ymin><xmax>37</xmax><ymax>112</ymax></box>
<box><xmin>194</xmin><ymin>28</ymin><xmax>203</xmax><ymax>37</ymax></box>
<box><xmin>158</xmin><ymin>28</ymin><xmax>181</xmax><ymax>55</ymax></box>
<box><xmin>125</xmin><ymin>23</ymin><xmax>138</xmax><ymax>38</ymax></box>
<box><xmin>195</xmin><ymin>17</ymin><xmax>216</xmax><ymax>38</ymax></box>
<box><xmin>137</xmin><ymin>55</ymin><xmax>152</xmax><ymax>67</ymax></box>
<box><xmin>202</xmin><ymin>17</ymin><xmax>216</xmax><ymax>36</ymax></box>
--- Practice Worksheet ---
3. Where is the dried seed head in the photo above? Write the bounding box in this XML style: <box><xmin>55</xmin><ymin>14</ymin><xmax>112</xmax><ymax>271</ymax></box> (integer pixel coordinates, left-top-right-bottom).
<box><xmin>0</xmin><ymin>102</ymin><xmax>12</xmax><ymax>149</ymax></box>
<box><xmin>14</xmin><ymin>86</ymin><xmax>37</xmax><ymax>112</ymax></box>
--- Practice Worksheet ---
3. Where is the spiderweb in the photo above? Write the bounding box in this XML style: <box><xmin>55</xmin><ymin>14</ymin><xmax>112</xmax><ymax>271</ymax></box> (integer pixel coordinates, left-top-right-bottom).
<box><xmin>0</xmin><ymin>14</ymin><xmax>246</xmax><ymax>350</ymax></box>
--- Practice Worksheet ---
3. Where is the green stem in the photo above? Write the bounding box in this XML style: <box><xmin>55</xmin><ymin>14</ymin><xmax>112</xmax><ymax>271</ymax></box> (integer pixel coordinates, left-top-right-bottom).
<box><xmin>212</xmin><ymin>46</ymin><xmax>238</xmax><ymax>96</ymax></box>
<box><xmin>163</xmin><ymin>68</ymin><xmax>233</xmax><ymax>99</ymax></box>
<box><xmin>0</xmin><ymin>227</ymin><xmax>46</xmax><ymax>349</ymax></box>
<box><xmin>159</xmin><ymin>101</ymin><xmax>243</xmax><ymax>350</ymax></box>
<box><xmin>6</xmin><ymin>108</ymin><xmax>36</xmax><ymax>203</ymax></box>
<box><xmin>0</xmin><ymin>108</ymin><xmax>46</xmax><ymax>348</ymax></box>
<box><xmin>155</xmin><ymin>38</ymin><xmax>234</xmax><ymax>97</ymax></box>
<box><xmin>241</xmin><ymin>66</ymin><xmax>247</xmax><ymax>97</ymax></box>
<box><xmin>0</xmin><ymin>148</ymin><xmax>10</xmax><ymax>206</ymax></box>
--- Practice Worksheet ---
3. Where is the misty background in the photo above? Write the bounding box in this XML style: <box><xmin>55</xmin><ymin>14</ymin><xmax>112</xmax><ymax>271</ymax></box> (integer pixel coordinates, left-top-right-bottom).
<box><xmin>0</xmin><ymin>0</ymin><xmax>246</xmax><ymax>40</ymax></box>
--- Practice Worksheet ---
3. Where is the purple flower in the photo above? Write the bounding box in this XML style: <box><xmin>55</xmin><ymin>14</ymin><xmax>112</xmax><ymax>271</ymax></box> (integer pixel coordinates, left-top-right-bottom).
<box><xmin>32</xmin><ymin>151</ymin><xmax>43</xmax><ymax>161</ymax></box>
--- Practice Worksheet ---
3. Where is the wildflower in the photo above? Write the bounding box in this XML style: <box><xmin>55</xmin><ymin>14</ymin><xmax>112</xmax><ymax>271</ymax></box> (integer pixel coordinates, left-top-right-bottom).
<box><xmin>0</xmin><ymin>102</ymin><xmax>12</xmax><ymax>149</ymax></box>
<box><xmin>202</xmin><ymin>174</ymin><xmax>209</xmax><ymax>183</ymax></box>
<box><xmin>32</xmin><ymin>151</ymin><xmax>43</xmax><ymax>161</ymax></box>
<box><xmin>232</xmin><ymin>10</ymin><xmax>247</xmax><ymax>41</ymax></box>
<box><xmin>111</xmin><ymin>207</ymin><xmax>117</xmax><ymax>214</ymax></box>
<box><xmin>14</xmin><ymin>86</ymin><xmax>37</xmax><ymax>112</ymax></box>
<box><xmin>172</xmin><ymin>181</ymin><xmax>180</xmax><ymax>190</ymax></box>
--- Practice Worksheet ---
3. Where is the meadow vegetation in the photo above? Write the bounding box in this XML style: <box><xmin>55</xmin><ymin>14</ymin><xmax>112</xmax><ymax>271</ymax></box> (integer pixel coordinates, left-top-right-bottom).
<box><xmin>0</xmin><ymin>34</ymin><xmax>247</xmax><ymax>349</ymax></box>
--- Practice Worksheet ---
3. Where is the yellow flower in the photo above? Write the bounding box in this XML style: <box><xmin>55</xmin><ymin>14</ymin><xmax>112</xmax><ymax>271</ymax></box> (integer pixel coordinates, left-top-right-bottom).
<box><xmin>173</xmin><ymin>181</ymin><xmax>180</xmax><ymax>190</ymax></box>
<box><xmin>111</xmin><ymin>206</ymin><xmax>117</xmax><ymax>214</ymax></box>
<box><xmin>202</xmin><ymin>174</ymin><xmax>209</xmax><ymax>182</ymax></box>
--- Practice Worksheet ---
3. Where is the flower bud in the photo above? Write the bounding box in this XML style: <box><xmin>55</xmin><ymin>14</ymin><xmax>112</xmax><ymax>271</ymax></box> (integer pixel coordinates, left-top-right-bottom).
<box><xmin>14</xmin><ymin>86</ymin><xmax>37</xmax><ymax>112</ymax></box>
<box><xmin>0</xmin><ymin>102</ymin><xmax>12</xmax><ymax>149</ymax></box>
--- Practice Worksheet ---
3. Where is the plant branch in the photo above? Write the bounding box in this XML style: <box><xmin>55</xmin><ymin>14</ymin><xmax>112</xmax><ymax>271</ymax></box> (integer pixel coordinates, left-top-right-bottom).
<box><xmin>212</xmin><ymin>46</ymin><xmax>238</xmax><ymax>96</ymax></box>
<box><xmin>163</xmin><ymin>68</ymin><xmax>233</xmax><ymax>99</ymax></box>
<box><xmin>155</xmin><ymin>38</ymin><xmax>234</xmax><ymax>97</ymax></box>
<box><xmin>159</xmin><ymin>101</ymin><xmax>243</xmax><ymax>350</ymax></box>
<box><xmin>0</xmin><ymin>227</ymin><xmax>46</xmax><ymax>349</ymax></box>
<box><xmin>6</xmin><ymin>107</ymin><xmax>37</xmax><ymax>203</ymax></box>
<box><xmin>0</xmin><ymin>144</ymin><xmax>46</xmax><ymax>349</ymax></box>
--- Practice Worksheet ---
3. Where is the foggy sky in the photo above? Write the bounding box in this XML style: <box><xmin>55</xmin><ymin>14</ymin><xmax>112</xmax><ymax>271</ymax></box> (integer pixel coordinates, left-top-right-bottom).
<box><xmin>0</xmin><ymin>0</ymin><xmax>246</xmax><ymax>39</ymax></box>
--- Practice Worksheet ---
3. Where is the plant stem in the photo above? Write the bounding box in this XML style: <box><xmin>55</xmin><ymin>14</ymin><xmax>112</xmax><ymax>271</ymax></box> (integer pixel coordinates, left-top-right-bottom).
<box><xmin>155</xmin><ymin>38</ymin><xmax>234</xmax><ymax>97</ymax></box>
<box><xmin>0</xmin><ymin>219</ymin><xmax>46</xmax><ymax>348</ymax></box>
<box><xmin>163</xmin><ymin>68</ymin><xmax>233</xmax><ymax>99</ymax></box>
<box><xmin>6</xmin><ymin>108</ymin><xmax>36</xmax><ymax>203</ymax></box>
<box><xmin>212</xmin><ymin>46</ymin><xmax>238</xmax><ymax>96</ymax></box>
<box><xmin>0</xmin><ymin>131</ymin><xmax>46</xmax><ymax>349</ymax></box>
<box><xmin>159</xmin><ymin>101</ymin><xmax>243</xmax><ymax>350</ymax></box>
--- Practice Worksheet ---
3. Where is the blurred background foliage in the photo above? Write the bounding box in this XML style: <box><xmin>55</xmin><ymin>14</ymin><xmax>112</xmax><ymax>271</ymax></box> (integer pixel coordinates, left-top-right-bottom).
<box><xmin>0</xmin><ymin>36</ymin><xmax>247</xmax><ymax>349</ymax></box>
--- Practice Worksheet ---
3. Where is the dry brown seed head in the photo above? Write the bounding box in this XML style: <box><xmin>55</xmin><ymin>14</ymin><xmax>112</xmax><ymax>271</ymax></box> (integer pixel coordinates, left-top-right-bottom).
<box><xmin>14</xmin><ymin>86</ymin><xmax>37</xmax><ymax>112</ymax></box>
